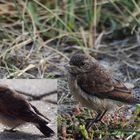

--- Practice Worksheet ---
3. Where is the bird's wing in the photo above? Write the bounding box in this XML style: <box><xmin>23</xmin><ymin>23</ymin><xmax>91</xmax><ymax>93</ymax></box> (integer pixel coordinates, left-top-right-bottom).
<box><xmin>0</xmin><ymin>87</ymin><xmax>48</xmax><ymax>124</ymax></box>
<box><xmin>10</xmin><ymin>105</ymin><xmax>47</xmax><ymax>124</ymax></box>
<box><xmin>77</xmin><ymin>72</ymin><xmax>115</xmax><ymax>94</ymax></box>
<box><xmin>1</xmin><ymin>100</ymin><xmax>37</xmax><ymax>121</ymax></box>
<box><xmin>77</xmin><ymin>74</ymin><xmax>140</xmax><ymax>104</ymax></box>
<box><xmin>29</xmin><ymin>103</ymin><xmax>51</xmax><ymax>121</ymax></box>
<box><xmin>0</xmin><ymin>97</ymin><xmax>46</xmax><ymax>124</ymax></box>
<box><xmin>113</xmin><ymin>78</ymin><xmax>131</xmax><ymax>93</ymax></box>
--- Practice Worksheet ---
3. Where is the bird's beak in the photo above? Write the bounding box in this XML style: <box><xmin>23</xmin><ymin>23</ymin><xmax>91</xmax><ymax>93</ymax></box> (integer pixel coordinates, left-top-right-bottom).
<box><xmin>64</xmin><ymin>64</ymin><xmax>74</xmax><ymax>73</ymax></box>
<box><xmin>64</xmin><ymin>64</ymin><xmax>78</xmax><ymax>75</ymax></box>
<box><xmin>64</xmin><ymin>64</ymin><xmax>70</xmax><ymax>70</ymax></box>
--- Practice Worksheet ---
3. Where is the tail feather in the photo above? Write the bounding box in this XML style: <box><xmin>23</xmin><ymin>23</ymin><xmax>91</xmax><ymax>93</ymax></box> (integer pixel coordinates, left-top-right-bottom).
<box><xmin>36</xmin><ymin>123</ymin><xmax>55</xmax><ymax>137</ymax></box>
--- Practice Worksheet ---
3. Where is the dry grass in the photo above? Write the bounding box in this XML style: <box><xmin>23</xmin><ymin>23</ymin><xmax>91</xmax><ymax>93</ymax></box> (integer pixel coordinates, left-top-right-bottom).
<box><xmin>0</xmin><ymin>0</ymin><xmax>140</xmax><ymax>78</ymax></box>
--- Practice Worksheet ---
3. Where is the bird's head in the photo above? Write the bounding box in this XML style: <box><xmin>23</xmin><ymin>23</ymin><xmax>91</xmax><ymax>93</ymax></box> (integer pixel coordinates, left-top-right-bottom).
<box><xmin>65</xmin><ymin>53</ymin><xmax>97</xmax><ymax>75</ymax></box>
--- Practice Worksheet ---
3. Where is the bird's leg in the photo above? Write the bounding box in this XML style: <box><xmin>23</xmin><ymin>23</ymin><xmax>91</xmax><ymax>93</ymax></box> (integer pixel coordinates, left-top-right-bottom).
<box><xmin>86</xmin><ymin>110</ymin><xmax>107</xmax><ymax>131</ymax></box>
<box><xmin>96</xmin><ymin>110</ymin><xmax>107</xmax><ymax>122</ymax></box>
<box><xmin>86</xmin><ymin>112</ymin><xmax>102</xmax><ymax>131</ymax></box>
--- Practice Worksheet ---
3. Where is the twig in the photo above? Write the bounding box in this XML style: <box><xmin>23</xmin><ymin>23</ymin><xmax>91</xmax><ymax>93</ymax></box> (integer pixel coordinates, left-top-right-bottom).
<box><xmin>126</xmin><ymin>128</ymin><xmax>140</xmax><ymax>140</ymax></box>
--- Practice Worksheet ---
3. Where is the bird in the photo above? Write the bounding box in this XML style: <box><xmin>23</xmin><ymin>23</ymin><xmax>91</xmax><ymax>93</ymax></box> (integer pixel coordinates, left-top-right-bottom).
<box><xmin>65</xmin><ymin>52</ymin><xmax>140</xmax><ymax>130</ymax></box>
<box><xmin>0</xmin><ymin>84</ymin><xmax>55</xmax><ymax>137</ymax></box>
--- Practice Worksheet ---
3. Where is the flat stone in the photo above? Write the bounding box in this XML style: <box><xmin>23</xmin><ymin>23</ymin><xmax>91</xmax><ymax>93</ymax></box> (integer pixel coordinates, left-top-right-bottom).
<box><xmin>0</xmin><ymin>79</ymin><xmax>57</xmax><ymax>96</ymax></box>
<box><xmin>43</xmin><ymin>94</ymin><xmax>57</xmax><ymax>104</ymax></box>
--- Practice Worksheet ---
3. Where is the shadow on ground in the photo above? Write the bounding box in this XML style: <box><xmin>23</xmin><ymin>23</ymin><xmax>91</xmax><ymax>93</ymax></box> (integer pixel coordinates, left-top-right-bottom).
<box><xmin>0</xmin><ymin>131</ymin><xmax>45</xmax><ymax>140</ymax></box>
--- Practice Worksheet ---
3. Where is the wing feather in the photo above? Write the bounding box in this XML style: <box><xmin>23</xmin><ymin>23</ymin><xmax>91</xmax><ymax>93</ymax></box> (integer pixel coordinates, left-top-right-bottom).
<box><xmin>77</xmin><ymin>73</ymin><xmax>140</xmax><ymax>104</ymax></box>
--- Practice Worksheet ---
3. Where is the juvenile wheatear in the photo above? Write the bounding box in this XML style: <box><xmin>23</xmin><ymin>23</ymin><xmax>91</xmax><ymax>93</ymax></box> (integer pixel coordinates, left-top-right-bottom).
<box><xmin>65</xmin><ymin>53</ymin><xmax>139</xmax><ymax>130</ymax></box>
<box><xmin>0</xmin><ymin>84</ymin><xmax>55</xmax><ymax>137</ymax></box>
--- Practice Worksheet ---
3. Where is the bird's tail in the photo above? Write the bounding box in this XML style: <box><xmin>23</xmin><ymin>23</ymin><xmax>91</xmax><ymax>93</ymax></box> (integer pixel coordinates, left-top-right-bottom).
<box><xmin>35</xmin><ymin>122</ymin><xmax>55</xmax><ymax>137</ymax></box>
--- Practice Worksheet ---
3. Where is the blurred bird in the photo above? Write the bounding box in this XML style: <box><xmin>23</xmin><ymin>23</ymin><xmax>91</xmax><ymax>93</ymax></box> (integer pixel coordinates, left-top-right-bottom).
<box><xmin>0</xmin><ymin>84</ymin><xmax>55</xmax><ymax>137</ymax></box>
<box><xmin>65</xmin><ymin>52</ymin><xmax>139</xmax><ymax>130</ymax></box>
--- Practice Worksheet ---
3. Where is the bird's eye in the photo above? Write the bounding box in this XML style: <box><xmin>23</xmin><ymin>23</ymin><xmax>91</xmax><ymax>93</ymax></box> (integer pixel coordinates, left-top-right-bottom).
<box><xmin>80</xmin><ymin>62</ymin><xmax>85</xmax><ymax>66</ymax></box>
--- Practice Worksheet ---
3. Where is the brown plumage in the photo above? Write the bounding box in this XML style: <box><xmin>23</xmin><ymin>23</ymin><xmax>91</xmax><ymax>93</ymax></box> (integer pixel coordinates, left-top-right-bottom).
<box><xmin>0</xmin><ymin>84</ymin><xmax>54</xmax><ymax>137</ymax></box>
<box><xmin>66</xmin><ymin>53</ymin><xmax>139</xmax><ymax>130</ymax></box>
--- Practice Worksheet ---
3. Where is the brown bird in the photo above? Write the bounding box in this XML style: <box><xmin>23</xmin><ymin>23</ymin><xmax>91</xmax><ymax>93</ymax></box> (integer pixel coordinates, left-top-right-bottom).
<box><xmin>0</xmin><ymin>84</ymin><xmax>55</xmax><ymax>137</ymax></box>
<box><xmin>65</xmin><ymin>52</ymin><xmax>139</xmax><ymax>130</ymax></box>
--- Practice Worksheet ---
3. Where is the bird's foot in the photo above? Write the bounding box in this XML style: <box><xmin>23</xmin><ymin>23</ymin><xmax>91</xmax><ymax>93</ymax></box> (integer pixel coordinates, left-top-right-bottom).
<box><xmin>4</xmin><ymin>128</ymin><xmax>17</xmax><ymax>133</ymax></box>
